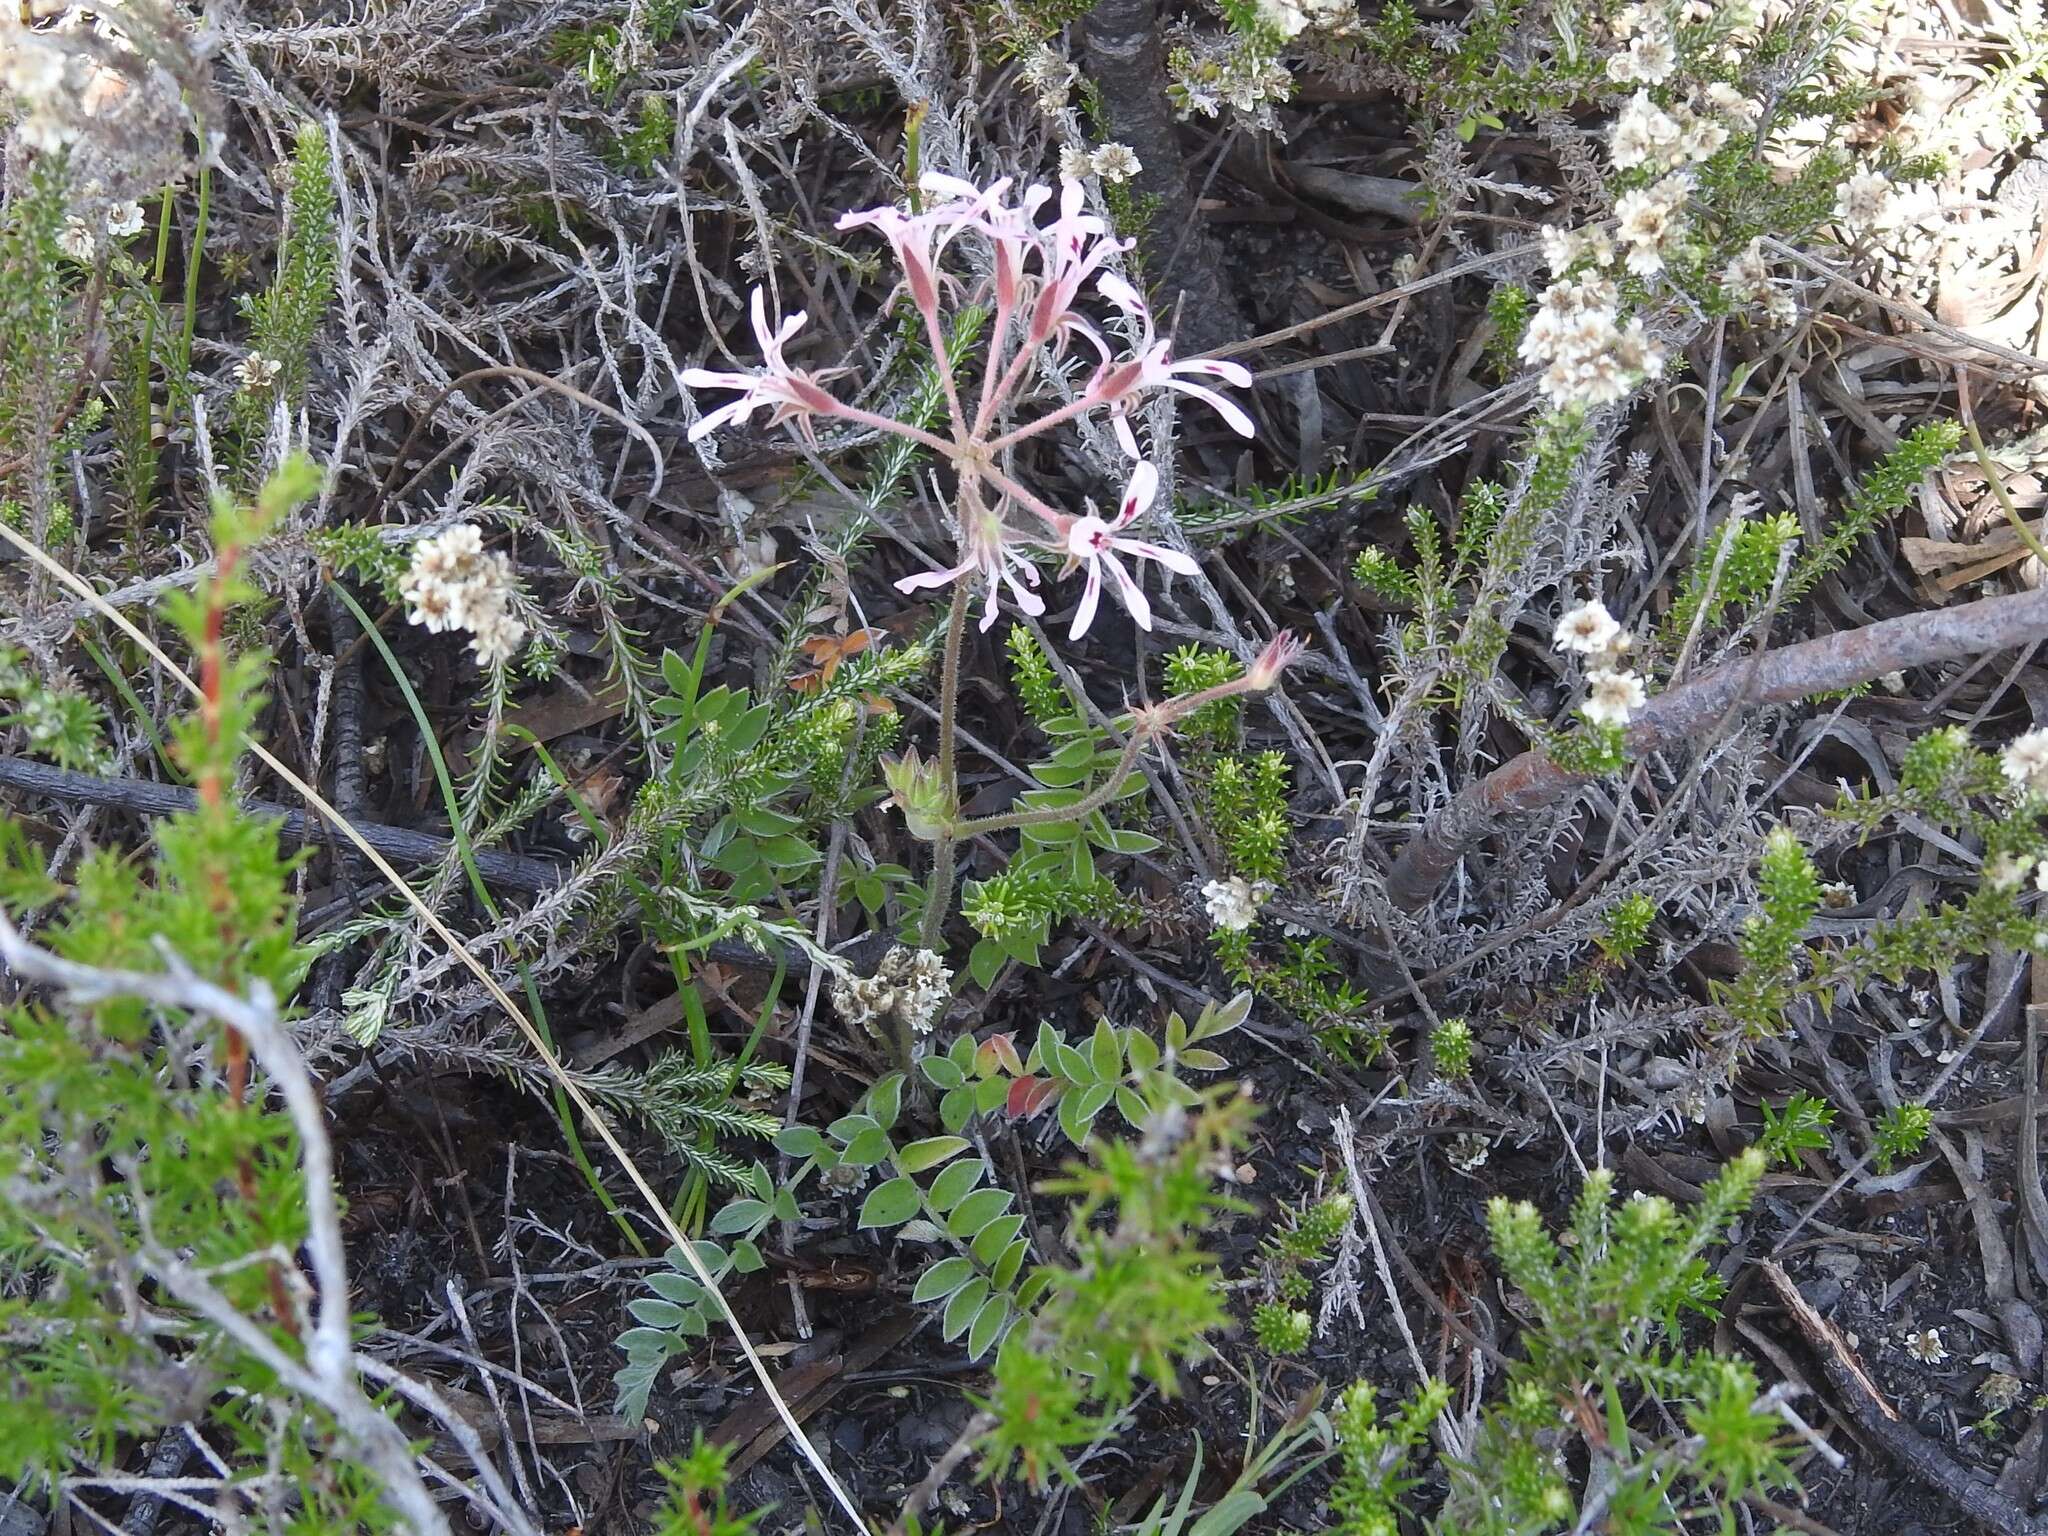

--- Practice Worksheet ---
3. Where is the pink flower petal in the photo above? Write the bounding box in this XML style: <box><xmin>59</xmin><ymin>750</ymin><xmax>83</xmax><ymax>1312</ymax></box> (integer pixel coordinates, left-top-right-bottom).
<box><xmin>1113</xmin><ymin>537</ymin><xmax>1199</xmax><ymax>577</ymax></box>
<box><xmin>1101</xmin><ymin>550</ymin><xmax>1152</xmax><ymax>630</ymax></box>
<box><xmin>1116</xmin><ymin>461</ymin><xmax>1159</xmax><ymax>525</ymax></box>
<box><xmin>1165</xmin><ymin>378</ymin><xmax>1256</xmax><ymax>437</ymax></box>
<box><xmin>1069</xmin><ymin>562</ymin><xmax>1103</xmax><ymax>640</ymax></box>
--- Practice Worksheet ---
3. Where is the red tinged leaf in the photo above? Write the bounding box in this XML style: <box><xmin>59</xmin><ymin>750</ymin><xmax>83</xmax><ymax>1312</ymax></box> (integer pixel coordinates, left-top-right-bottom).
<box><xmin>1006</xmin><ymin>1076</ymin><xmax>1060</xmax><ymax>1119</ymax></box>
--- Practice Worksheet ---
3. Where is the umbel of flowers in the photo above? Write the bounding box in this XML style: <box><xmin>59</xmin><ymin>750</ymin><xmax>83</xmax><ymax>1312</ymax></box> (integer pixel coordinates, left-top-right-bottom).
<box><xmin>681</xmin><ymin>174</ymin><xmax>1253</xmax><ymax>640</ymax></box>
<box><xmin>680</xmin><ymin>173</ymin><xmax>1301</xmax><ymax>962</ymax></box>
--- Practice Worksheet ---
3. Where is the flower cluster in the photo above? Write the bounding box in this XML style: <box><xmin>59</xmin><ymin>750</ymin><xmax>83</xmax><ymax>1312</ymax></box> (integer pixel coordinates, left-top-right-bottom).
<box><xmin>1201</xmin><ymin>876</ymin><xmax>1262</xmax><ymax>932</ymax></box>
<box><xmin>1720</xmin><ymin>239</ymin><xmax>1796</xmax><ymax>326</ymax></box>
<box><xmin>1983</xmin><ymin>850</ymin><xmax>2048</xmax><ymax>894</ymax></box>
<box><xmin>58</xmin><ymin>199</ymin><xmax>144</xmax><ymax>263</ymax></box>
<box><xmin>2002</xmin><ymin>728</ymin><xmax>2048</xmax><ymax>796</ymax></box>
<box><xmin>235</xmin><ymin>351</ymin><xmax>284</xmax><ymax>394</ymax></box>
<box><xmin>1166</xmin><ymin>35</ymin><xmax>1294</xmax><ymax>130</ymax></box>
<box><xmin>399</xmin><ymin>524</ymin><xmax>529</xmax><ymax>668</ymax></box>
<box><xmin>1609</xmin><ymin>89</ymin><xmax>1741</xmax><ymax>174</ymax></box>
<box><xmin>1517</xmin><ymin>277</ymin><xmax>1665</xmax><ymax>411</ymax></box>
<box><xmin>1057</xmin><ymin>143</ymin><xmax>1141</xmax><ymax>185</ymax></box>
<box><xmin>1553</xmin><ymin>599</ymin><xmax>1648</xmax><ymax>728</ymax></box>
<box><xmin>1833</xmin><ymin>169</ymin><xmax>1895</xmax><ymax>235</ymax></box>
<box><xmin>1614</xmin><ymin>173</ymin><xmax>1690</xmax><ymax>277</ymax></box>
<box><xmin>2</xmin><ymin>15</ymin><xmax>147</xmax><ymax>155</ymax></box>
<box><xmin>680</xmin><ymin>174</ymin><xmax>1259</xmax><ymax>643</ymax></box>
<box><xmin>1</xmin><ymin>24</ymin><xmax>79</xmax><ymax>152</ymax></box>
<box><xmin>831</xmin><ymin>945</ymin><xmax>954</xmax><ymax>1039</ymax></box>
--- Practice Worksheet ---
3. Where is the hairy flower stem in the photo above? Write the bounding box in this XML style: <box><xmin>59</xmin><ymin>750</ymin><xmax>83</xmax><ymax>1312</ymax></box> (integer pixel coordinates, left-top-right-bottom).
<box><xmin>919</xmin><ymin>575</ymin><xmax>974</xmax><ymax>950</ymax></box>
<box><xmin>955</xmin><ymin>731</ymin><xmax>1147</xmax><ymax>839</ymax></box>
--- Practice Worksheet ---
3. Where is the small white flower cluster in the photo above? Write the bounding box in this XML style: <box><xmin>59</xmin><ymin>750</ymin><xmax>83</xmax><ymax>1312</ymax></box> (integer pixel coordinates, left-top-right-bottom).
<box><xmin>1258</xmin><ymin>0</ymin><xmax>1354</xmax><ymax>38</ymax></box>
<box><xmin>57</xmin><ymin>198</ymin><xmax>144</xmax><ymax>263</ymax></box>
<box><xmin>1168</xmin><ymin>37</ymin><xmax>1293</xmax><ymax>131</ymax></box>
<box><xmin>1517</xmin><ymin>276</ymin><xmax>1665</xmax><ymax>410</ymax></box>
<box><xmin>1609</xmin><ymin>88</ymin><xmax>1747</xmax><ymax>174</ymax></box>
<box><xmin>1901</xmin><ymin>1327</ymin><xmax>1948</xmax><ymax>1365</ymax></box>
<box><xmin>1553</xmin><ymin>599</ymin><xmax>1648</xmax><ymax>728</ymax></box>
<box><xmin>1833</xmin><ymin>169</ymin><xmax>1895</xmax><ymax>234</ymax></box>
<box><xmin>1201</xmin><ymin>875</ymin><xmax>1262</xmax><ymax>933</ymax></box>
<box><xmin>1</xmin><ymin>25</ymin><xmax>77</xmax><ymax>152</ymax></box>
<box><xmin>1539</xmin><ymin>224</ymin><xmax>1615</xmax><ymax>274</ymax></box>
<box><xmin>1613</xmin><ymin>172</ymin><xmax>1691</xmax><ymax>277</ymax></box>
<box><xmin>1606</xmin><ymin>29</ymin><xmax>1676</xmax><ymax>85</ymax></box>
<box><xmin>831</xmin><ymin>945</ymin><xmax>954</xmax><ymax>1039</ymax></box>
<box><xmin>1057</xmin><ymin>143</ymin><xmax>1142</xmax><ymax>185</ymax></box>
<box><xmin>399</xmin><ymin>524</ymin><xmax>529</xmax><ymax>668</ymax></box>
<box><xmin>2002</xmin><ymin>728</ymin><xmax>2048</xmax><ymax>796</ymax></box>
<box><xmin>1982</xmin><ymin>850</ymin><xmax>2048</xmax><ymax>894</ymax></box>
<box><xmin>1720</xmin><ymin>238</ymin><xmax>1796</xmax><ymax>327</ymax></box>
<box><xmin>1019</xmin><ymin>47</ymin><xmax>1076</xmax><ymax>111</ymax></box>
<box><xmin>235</xmin><ymin>351</ymin><xmax>283</xmax><ymax>394</ymax></box>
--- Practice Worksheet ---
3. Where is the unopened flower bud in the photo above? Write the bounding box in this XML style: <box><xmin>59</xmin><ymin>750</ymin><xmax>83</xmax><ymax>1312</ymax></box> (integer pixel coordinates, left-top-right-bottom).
<box><xmin>881</xmin><ymin>746</ymin><xmax>956</xmax><ymax>841</ymax></box>
<box><xmin>1246</xmin><ymin>630</ymin><xmax>1304</xmax><ymax>690</ymax></box>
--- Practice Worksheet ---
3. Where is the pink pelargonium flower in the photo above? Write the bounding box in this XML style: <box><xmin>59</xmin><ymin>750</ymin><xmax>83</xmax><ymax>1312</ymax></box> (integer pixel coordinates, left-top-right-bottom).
<box><xmin>1025</xmin><ymin>179</ymin><xmax>1129</xmax><ymax>360</ymax></box>
<box><xmin>896</xmin><ymin>501</ymin><xmax>1047</xmax><ymax>634</ymax></box>
<box><xmin>838</xmin><ymin>175</ymin><xmax>1012</xmax><ymax>319</ymax></box>
<box><xmin>1064</xmin><ymin>461</ymin><xmax>1200</xmax><ymax>640</ymax></box>
<box><xmin>1088</xmin><ymin>274</ymin><xmax>1256</xmax><ymax>458</ymax></box>
<box><xmin>680</xmin><ymin>287</ymin><xmax>842</xmax><ymax>443</ymax></box>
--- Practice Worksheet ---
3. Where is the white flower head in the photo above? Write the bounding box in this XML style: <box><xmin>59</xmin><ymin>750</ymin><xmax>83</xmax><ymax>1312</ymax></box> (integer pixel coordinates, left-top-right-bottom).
<box><xmin>1834</xmin><ymin>169</ymin><xmax>1893</xmax><ymax>233</ymax></box>
<box><xmin>1986</xmin><ymin>851</ymin><xmax>2036</xmax><ymax>892</ymax></box>
<box><xmin>57</xmin><ymin>216</ymin><xmax>96</xmax><ymax>262</ymax></box>
<box><xmin>1090</xmin><ymin>143</ymin><xmax>1141</xmax><ymax>184</ymax></box>
<box><xmin>2002</xmin><ymin>728</ymin><xmax>2048</xmax><ymax>795</ymax></box>
<box><xmin>1606</xmin><ymin>30</ymin><xmax>1676</xmax><ymax>85</ymax></box>
<box><xmin>1554</xmin><ymin>599</ymin><xmax>1622</xmax><ymax>654</ymax></box>
<box><xmin>401</xmin><ymin>524</ymin><xmax>526</xmax><ymax>664</ymax></box>
<box><xmin>1610</xmin><ymin>91</ymin><xmax>1685</xmax><ymax>172</ymax></box>
<box><xmin>106</xmin><ymin>200</ymin><xmax>145</xmax><ymax>239</ymax></box>
<box><xmin>1902</xmin><ymin>1327</ymin><xmax>1948</xmax><ymax>1365</ymax></box>
<box><xmin>235</xmin><ymin>351</ymin><xmax>283</xmax><ymax>393</ymax></box>
<box><xmin>1702</xmin><ymin>81</ymin><xmax>1761</xmax><ymax>127</ymax></box>
<box><xmin>1615</xmin><ymin>174</ymin><xmax>1691</xmax><ymax>279</ymax></box>
<box><xmin>1582</xmin><ymin>668</ymin><xmax>1648</xmax><ymax>727</ymax></box>
<box><xmin>1058</xmin><ymin>144</ymin><xmax>1093</xmax><ymax>181</ymax></box>
<box><xmin>1201</xmin><ymin>876</ymin><xmax>1260</xmax><ymax>932</ymax></box>
<box><xmin>468</xmin><ymin>607</ymin><xmax>528</xmax><ymax>668</ymax></box>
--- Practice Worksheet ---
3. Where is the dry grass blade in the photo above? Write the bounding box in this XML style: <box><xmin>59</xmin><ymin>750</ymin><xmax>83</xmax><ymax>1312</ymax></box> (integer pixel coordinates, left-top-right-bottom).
<box><xmin>0</xmin><ymin>519</ymin><xmax>868</xmax><ymax>1532</ymax></box>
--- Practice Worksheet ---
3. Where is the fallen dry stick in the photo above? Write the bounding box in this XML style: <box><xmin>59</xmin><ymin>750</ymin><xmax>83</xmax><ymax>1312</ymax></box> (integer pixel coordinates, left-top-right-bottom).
<box><xmin>1387</xmin><ymin>584</ymin><xmax>2048</xmax><ymax>909</ymax></box>
<box><xmin>1759</xmin><ymin>1260</ymin><xmax>2048</xmax><ymax>1536</ymax></box>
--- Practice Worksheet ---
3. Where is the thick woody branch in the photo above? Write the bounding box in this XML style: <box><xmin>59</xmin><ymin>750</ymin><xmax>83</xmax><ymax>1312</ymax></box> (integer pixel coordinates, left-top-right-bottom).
<box><xmin>1386</xmin><ymin>585</ymin><xmax>2048</xmax><ymax>910</ymax></box>
<box><xmin>0</xmin><ymin>755</ymin><xmax>567</xmax><ymax>894</ymax></box>
<box><xmin>1082</xmin><ymin>0</ymin><xmax>1243</xmax><ymax>361</ymax></box>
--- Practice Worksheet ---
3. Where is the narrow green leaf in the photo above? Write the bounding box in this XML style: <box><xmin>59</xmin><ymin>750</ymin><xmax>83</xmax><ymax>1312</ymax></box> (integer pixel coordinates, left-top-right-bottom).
<box><xmin>912</xmin><ymin>1255</ymin><xmax>975</xmax><ymax>1304</ymax></box>
<box><xmin>943</xmin><ymin>1277</ymin><xmax>991</xmax><ymax>1341</ymax></box>
<box><xmin>898</xmin><ymin>1136</ymin><xmax>971</xmax><ymax>1174</ymax></box>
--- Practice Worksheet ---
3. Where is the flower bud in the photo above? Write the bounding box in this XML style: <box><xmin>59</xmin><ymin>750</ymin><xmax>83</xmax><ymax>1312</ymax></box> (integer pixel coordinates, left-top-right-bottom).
<box><xmin>880</xmin><ymin>746</ymin><xmax>956</xmax><ymax>841</ymax></box>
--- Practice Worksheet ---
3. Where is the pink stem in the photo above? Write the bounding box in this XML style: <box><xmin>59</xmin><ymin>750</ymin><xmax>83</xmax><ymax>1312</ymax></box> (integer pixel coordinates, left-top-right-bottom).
<box><xmin>975</xmin><ymin>292</ymin><xmax>1015</xmax><ymax>436</ymax></box>
<box><xmin>986</xmin><ymin>392</ymin><xmax>1102</xmax><ymax>453</ymax></box>
<box><xmin>918</xmin><ymin>300</ymin><xmax>968</xmax><ymax>440</ymax></box>
<box><xmin>823</xmin><ymin>401</ymin><xmax>956</xmax><ymax>456</ymax></box>
<box><xmin>975</xmin><ymin>333</ymin><xmax>1038</xmax><ymax>439</ymax></box>
<box><xmin>979</xmin><ymin>463</ymin><xmax>1071</xmax><ymax>534</ymax></box>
